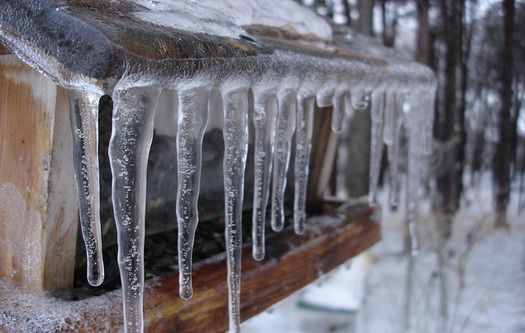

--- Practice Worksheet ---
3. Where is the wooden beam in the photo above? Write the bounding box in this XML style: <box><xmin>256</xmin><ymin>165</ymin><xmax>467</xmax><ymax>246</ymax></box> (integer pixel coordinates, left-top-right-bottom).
<box><xmin>0</xmin><ymin>55</ymin><xmax>78</xmax><ymax>291</ymax></box>
<box><xmin>0</xmin><ymin>203</ymin><xmax>379</xmax><ymax>332</ymax></box>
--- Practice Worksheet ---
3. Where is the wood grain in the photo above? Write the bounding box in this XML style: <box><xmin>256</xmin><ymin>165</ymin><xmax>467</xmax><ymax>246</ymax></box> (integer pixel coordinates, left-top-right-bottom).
<box><xmin>0</xmin><ymin>55</ymin><xmax>78</xmax><ymax>291</ymax></box>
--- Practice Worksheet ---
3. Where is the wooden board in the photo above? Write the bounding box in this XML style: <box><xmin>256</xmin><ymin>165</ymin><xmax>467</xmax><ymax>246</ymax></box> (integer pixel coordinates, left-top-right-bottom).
<box><xmin>0</xmin><ymin>55</ymin><xmax>78</xmax><ymax>291</ymax></box>
<box><xmin>0</xmin><ymin>203</ymin><xmax>379</xmax><ymax>332</ymax></box>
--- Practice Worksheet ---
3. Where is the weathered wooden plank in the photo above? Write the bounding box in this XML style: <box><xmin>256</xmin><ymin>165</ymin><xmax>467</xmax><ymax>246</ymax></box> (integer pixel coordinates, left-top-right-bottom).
<box><xmin>0</xmin><ymin>55</ymin><xmax>78</xmax><ymax>291</ymax></box>
<box><xmin>42</xmin><ymin>87</ymin><xmax>79</xmax><ymax>290</ymax></box>
<box><xmin>0</xmin><ymin>202</ymin><xmax>379</xmax><ymax>332</ymax></box>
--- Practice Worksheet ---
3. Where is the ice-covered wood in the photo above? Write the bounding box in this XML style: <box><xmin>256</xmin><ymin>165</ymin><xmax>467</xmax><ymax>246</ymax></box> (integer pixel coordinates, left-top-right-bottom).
<box><xmin>0</xmin><ymin>55</ymin><xmax>78</xmax><ymax>291</ymax></box>
<box><xmin>0</xmin><ymin>0</ymin><xmax>435</xmax><ymax>92</ymax></box>
<box><xmin>0</xmin><ymin>202</ymin><xmax>379</xmax><ymax>333</ymax></box>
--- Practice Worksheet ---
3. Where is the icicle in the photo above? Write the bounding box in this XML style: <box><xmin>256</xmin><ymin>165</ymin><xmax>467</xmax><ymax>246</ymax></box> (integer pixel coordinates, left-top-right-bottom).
<box><xmin>351</xmin><ymin>92</ymin><xmax>370</xmax><ymax>111</ymax></box>
<box><xmin>109</xmin><ymin>86</ymin><xmax>160</xmax><ymax>333</ymax></box>
<box><xmin>343</xmin><ymin>91</ymin><xmax>355</xmax><ymax>121</ymax></box>
<box><xmin>368</xmin><ymin>91</ymin><xmax>386</xmax><ymax>203</ymax></box>
<box><xmin>176</xmin><ymin>87</ymin><xmax>210</xmax><ymax>299</ymax></box>
<box><xmin>331</xmin><ymin>91</ymin><xmax>345</xmax><ymax>134</ymax></box>
<box><xmin>222</xmin><ymin>87</ymin><xmax>249</xmax><ymax>333</ymax></box>
<box><xmin>252</xmin><ymin>90</ymin><xmax>278</xmax><ymax>261</ymax></box>
<box><xmin>68</xmin><ymin>89</ymin><xmax>105</xmax><ymax>287</ymax></box>
<box><xmin>405</xmin><ymin>93</ymin><xmax>427</xmax><ymax>256</ymax></box>
<box><xmin>271</xmin><ymin>89</ymin><xmax>297</xmax><ymax>232</ymax></box>
<box><xmin>294</xmin><ymin>96</ymin><xmax>315</xmax><ymax>235</ymax></box>
<box><xmin>383</xmin><ymin>92</ymin><xmax>403</xmax><ymax>209</ymax></box>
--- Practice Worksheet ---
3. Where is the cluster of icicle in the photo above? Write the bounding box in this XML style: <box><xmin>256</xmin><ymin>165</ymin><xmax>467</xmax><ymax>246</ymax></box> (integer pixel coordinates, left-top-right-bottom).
<box><xmin>66</xmin><ymin>73</ymin><xmax>435</xmax><ymax>332</ymax></box>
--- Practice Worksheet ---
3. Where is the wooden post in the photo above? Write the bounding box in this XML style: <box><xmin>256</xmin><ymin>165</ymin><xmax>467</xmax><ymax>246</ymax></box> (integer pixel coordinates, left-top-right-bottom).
<box><xmin>0</xmin><ymin>55</ymin><xmax>78</xmax><ymax>291</ymax></box>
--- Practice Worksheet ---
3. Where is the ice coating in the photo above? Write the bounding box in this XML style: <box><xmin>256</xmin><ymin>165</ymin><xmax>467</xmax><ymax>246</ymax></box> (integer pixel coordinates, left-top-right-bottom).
<box><xmin>176</xmin><ymin>87</ymin><xmax>210</xmax><ymax>299</ymax></box>
<box><xmin>368</xmin><ymin>91</ymin><xmax>386</xmax><ymax>204</ymax></box>
<box><xmin>271</xmin><ymin>89</ymin><xmax>297</xmax><ymax>232</ymax></box>
<box><xmin>294</xmin><ymin>96</ymin><xmax>315</xmax><ymax>235</ymax></box>
<box><xmin>109</xmin><ymin>85</ymin><xmax>160</xmax><ymax>333</ymax></box>
<box><xmin>252</xmin><ymin>90</ymin><xmax>278</xmax><ymax>261</ymax></box>
<box><xmin>222</xmin><ymin>87</ymin><xmax>249</xmax><ymax>333</ymax></box>
<box><xmin>132</xmin><ymin>0</ymin><xmax>333</xmax><ymax>40</ymax></box>
<box><xmin>404</xmin><ymin>90</ymin><xmax>436</xmax><ymax>255</ymax></box>
<box><xmin>68</xmin><ymin>89</ymin><xmax>105</xmax><ymax>287</ymax></box>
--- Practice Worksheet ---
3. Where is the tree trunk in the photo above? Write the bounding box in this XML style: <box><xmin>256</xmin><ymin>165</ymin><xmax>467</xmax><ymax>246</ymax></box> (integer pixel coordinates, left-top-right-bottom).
<box><xmin>357</xmin><ymin>0</ymin><xmax>374</xmax><ymax>36</ymax></box>
<box><xmin>494</xmin><ymin>0</ymin><xmax>516</xmax><ymax>226</ymax></box>
<box><xmin>381</xmin><ymin>0</ymin><xmax>397</xmax><ymax>47</ymax></box>
<box><xmin>416</xmin><ymin>0</ymin><xmax>432</xmax><ymax>65</ymax></box>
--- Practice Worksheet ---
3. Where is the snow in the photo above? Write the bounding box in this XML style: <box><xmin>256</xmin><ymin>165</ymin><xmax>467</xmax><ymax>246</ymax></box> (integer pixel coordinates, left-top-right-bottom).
<box><xmin>243</xmin><ymin>176</ymin><xmax>525</xmax><ymax>333</ymax></box>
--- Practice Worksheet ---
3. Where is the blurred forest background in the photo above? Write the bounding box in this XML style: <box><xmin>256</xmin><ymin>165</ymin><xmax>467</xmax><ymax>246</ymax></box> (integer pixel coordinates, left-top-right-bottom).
<box><xmin>300</xmin><ymin>0</ymin><xmax>524</xmax><ymax>228</ymax></box>
<box><xmin>245</xmin><ymin>2</ymin><xmax>525</xmax><ymax>332</ymax></box>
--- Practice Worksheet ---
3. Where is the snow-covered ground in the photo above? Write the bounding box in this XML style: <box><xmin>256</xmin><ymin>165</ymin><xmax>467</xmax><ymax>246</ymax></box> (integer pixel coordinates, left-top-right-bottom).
<box><xmin>243</xmin><ymin>176</ymin><xmax>525</xmax><ymax>333</ymax></box>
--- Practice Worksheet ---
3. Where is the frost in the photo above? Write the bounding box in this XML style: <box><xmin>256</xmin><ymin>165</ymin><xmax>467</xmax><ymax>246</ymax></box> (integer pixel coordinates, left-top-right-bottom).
<box><xmin>221</xmin><ymin>87</ymin><xmax>250</xmax><ymax>333</ymax></box>
<box><xmin>132</xmin><ymin>0</ymin><xmax>333</xmax><ymax>40</ymax></box>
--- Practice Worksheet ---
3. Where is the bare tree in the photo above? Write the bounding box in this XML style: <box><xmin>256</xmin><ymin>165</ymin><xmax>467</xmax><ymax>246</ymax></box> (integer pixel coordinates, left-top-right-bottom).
<box><xmin>494</xmin><ymin>0</ymin><xmax>516</xmax><ymax>226</ymax></box>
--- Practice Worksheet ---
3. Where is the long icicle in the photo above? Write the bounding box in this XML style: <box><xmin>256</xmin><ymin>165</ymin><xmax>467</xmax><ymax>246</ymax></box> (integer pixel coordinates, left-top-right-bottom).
<box><xmin>405</xmin><ymin>93</ymin><xmax>424</xmax><ymax>256</ymax></box>
<box><xmin>294</xmin><ymin>95</ymin><xmax>315</xmax><ymax>235</ymax></box>
<box><xmin>222</xmin><ymin>87</ymin><xmax>249</xmax><ymax>333</ymax></box>
<box><xmin>109</xmin><ymin>86</ymin><xmax>160</xmax><ymax>333</ymax></box>
<box><xmin>68</xmin><ymin>89</ymin><xmax>105</xmax><ymax>287</ymax></box>
<box><xmin>252</xmin><ymin>90</ymin><xmax>278</xmax><ymax>261</ymax></box>
<box><xmin>176</xmin><ymin>87</ymin><xmax>209</xmax><ymax>299</ymax></box>
<box><xmin>368</xmin><ymin>91</ymin><xmax>386</xmax><ymax>203</ymax></box>
<box><xmin>271</xmin><ymin>89</ymin><xmax>296</xmax><ymax>232</ymax></box>
<box><xmin>383</xmin><ymin>92</ymin><xmax>403</xmax><ymax>209</ymax></box>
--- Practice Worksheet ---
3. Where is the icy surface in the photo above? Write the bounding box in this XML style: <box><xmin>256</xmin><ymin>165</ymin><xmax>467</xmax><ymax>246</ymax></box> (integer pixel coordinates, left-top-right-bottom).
<box><xmin>132</xmin><ymin>0</ymin><xmax>333</xmax><ymax>40</ymax></box>
<box><xmin>68</xmin><ymin>89</ymin><xmax>105</xmax><ymax>287</ymax></box>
